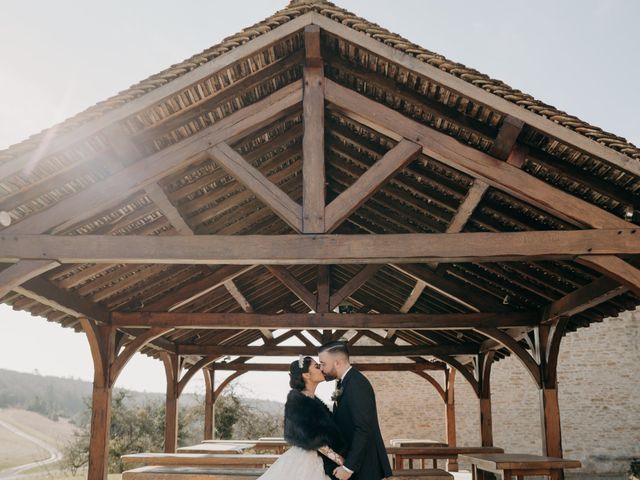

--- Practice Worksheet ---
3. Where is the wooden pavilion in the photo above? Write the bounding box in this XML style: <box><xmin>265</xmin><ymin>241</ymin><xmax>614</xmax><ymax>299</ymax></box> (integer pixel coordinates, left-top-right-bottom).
<box><xmin>1</xmin><ymin>1</ymin><xmax>639</xmax><ymax>479</ymax></box>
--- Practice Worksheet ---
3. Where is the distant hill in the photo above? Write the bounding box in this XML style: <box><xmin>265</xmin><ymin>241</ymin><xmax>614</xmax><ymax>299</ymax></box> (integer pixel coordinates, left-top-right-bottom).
<box><xmin>0</xmin><ymin>368</ymin><xmax>283</xmax><ymax>423</ymax></box>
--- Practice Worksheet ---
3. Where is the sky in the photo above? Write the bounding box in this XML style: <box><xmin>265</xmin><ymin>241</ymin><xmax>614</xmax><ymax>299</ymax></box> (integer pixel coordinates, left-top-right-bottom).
<box><xmin>0</xmin><ymin>0</ymin><xmax>639</xmax><ymax>402</ymax></box>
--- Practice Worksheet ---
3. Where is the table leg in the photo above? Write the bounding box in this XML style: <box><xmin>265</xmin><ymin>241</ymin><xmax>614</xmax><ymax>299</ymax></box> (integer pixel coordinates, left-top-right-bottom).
<box><xmin>448</xmin><ymin>457</ymin><xmax>459</xmax><ymax>472</ymax></box>
<box><xmin>503</xmin><ymin>470</ymin><xmax>513</xmax><ymax>480</ymax></box>
<box><xmin>433</xmin><ymin>459</ymin><xmax>437</xmax><ymax>469</ymax></box>
<box><xmin>471</xmin><ymin>465</ymin><xmax>478</xmax><ymax>480</ymax></box>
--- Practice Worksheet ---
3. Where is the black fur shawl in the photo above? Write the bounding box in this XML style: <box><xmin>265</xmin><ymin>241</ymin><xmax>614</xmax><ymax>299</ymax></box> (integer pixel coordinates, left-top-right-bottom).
<box><xmin>283</xmin><ymin>389</ymin><xmax>346</xmax><ymax>452</ymax></box>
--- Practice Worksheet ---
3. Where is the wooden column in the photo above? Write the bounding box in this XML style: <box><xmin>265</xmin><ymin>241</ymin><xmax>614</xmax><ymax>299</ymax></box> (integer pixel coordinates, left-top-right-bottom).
<box><xmin>161</xmin><ymin>353</ymin><xmax>181</xmax><ymax>453</ymax></box>
<box><xmin>535</xmin><ymin>319</ymin><xmax>568</xmax><ymax>479</ymax></box>
<box><xmin>80</xmin><ymin>318</ymin><xmax>116</xmax><ymax>480</ymax></box>
<box><xmin>477</xmin><ymin>352</ymin><xmax>495</xmax><ymax>447</ymax></box>
<box><xmin>203</xmin><ymin>368</ymin><xmax>215</xmax><ymax>440</ymax></box>
<box><xmin>445</xmin><ymin>368</ymin><xmax>458</xmax><ymax>472</ymax></box>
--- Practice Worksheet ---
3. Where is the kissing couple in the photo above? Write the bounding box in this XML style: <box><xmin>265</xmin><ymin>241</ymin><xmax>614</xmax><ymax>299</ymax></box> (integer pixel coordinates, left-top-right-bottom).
<box><xmin>257</xmin><ymin>341</ymin><xmax>392</xmax><ymax>480</ymax></box>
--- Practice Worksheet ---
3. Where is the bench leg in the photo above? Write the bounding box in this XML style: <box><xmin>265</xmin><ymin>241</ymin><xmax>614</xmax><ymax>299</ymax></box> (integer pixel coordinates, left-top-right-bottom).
<box><xmin>503</xmin><ymin>470</ymin><xmax>513</xmax><ymax>480</ymax></box>
<box><xmin>447</xmin><ymin>458</ymin><xmax>459</xmax><ymax>472</ymax></box>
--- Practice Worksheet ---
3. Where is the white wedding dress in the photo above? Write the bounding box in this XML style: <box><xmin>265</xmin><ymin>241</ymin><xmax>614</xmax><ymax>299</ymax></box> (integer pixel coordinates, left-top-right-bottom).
<box><xmin>257</xmin><ymin>446</ymin><xmax>330</xmax><ymax>480</ymax></box>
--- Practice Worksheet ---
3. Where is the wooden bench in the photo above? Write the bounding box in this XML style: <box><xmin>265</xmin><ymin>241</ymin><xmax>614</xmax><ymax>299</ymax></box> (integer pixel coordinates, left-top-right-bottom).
<box><xmin>389</xmin><ymin>468</ymin><xmax>453</xmax><ymax>479</ymax></box>
<box><xmin>459</xmin><ymin>453</ymin><xmax>581</xmax><ymax>480</ymax></box>
<box><xmin>202</xmin><ymin>439</ymin><xmax>288</xmax><ymax>454</ymax></box>
<box><xmin>122</xmin><ymin>466</ymin><xmax>265</xmax><ymax>480</ymax></box>
<box><xmin>388</xmin><ymin>446</ymin><xmax>504</xmax><ymax>471</ymax></box>
<box><xmin>122</xmin><ymin>453</ymin><xmax>279</xmax><ymax>468</ymax></box>
<box><xmin>122</xmin><ymin>466</ymin><xmax>452</xmax><ymax>480</ymax></box>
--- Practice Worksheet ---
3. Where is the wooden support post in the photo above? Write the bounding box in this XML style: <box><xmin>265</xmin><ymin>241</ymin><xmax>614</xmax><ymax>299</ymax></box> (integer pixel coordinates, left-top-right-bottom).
<box><xmin>316</xmin><ymin>265</ymin><xmax>331</xmax><ymax>313</ymax></box>
<box><xmin>477</xmin><ymin>352</ymin><xmax>495</xmax><ymax>447</ymax></box>
<box><xmin>535</xmin><ymin>320</ymin><xmax>568</xmax><ymax>479</ymax></box>
<box><xmin>80</xmin><ymin>318</ymin><xmax>115</xmax><ymax>480</ymax></box>
<box><xmin>203</xmin><ymin>368</ymin><xmax>215</xmax><ymax>441</ymax></box>
<box><xmin>445</xmin><ymin>368</ymin><xmax>458</xmax><ymax>472</ymax></box>
<box><xmin>161</xmin><ymin>353</ymin><xmax>181</xmax><ymax>453</ymax></box>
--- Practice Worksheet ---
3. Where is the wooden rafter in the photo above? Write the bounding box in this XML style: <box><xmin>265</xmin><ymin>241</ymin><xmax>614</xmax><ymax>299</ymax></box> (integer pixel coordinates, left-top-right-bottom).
<box><xmin>386</xmin><ymin>278</ymin><xmax>426</xmax><ymax>338</ymax></box>
<box><xmin>212</xmin><ymin>362</ymin><xmax>446</xmax><ymax>372</ymax></box>
<box><xmin>145</xmin><ymin>183</ymin><xmax>193</xmax><ymax>235</ymax></box>
<box><xmin>110</xmin><ymin>311</ymin><xmax>537</xmax><ymax>330</ymax></box>
<box><xmin>329</xmin><ymin>264</ymin><xmax>381</xmax><ymax>310</ymax></box>
<box><xmin>208</xmin><ymin>142</ymin><xmax>303</xmax><ymax>232</ymax></box>
<box><xmin>0</xmin><ymin>260</ymin><xmax>59</xmax><ymax>299</ymax></box>
<box><xmin>224</xmin><ymin>279</ymin><xmax>272</xmax><ymax>339</ymax></box>
<box><xmin>488</xmin><ymin>116</ymin><xmax>525</xmax><ymax>160</ymax></box>
<box><xmin>446</xmin><ymin>180</ymin><xmax>489</xmax><ymax>234</ymax></box>
<box><xmin>266</xmin><ymin>266</ymin><xmax>316</xmax><ymax>310</ymax></box>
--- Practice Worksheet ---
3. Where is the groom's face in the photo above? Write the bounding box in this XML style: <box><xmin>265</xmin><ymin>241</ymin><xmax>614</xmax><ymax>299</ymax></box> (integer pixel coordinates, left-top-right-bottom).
<box><xmin>318</xmin><ymin>351</ymin><xmax>338</xmax><ymax>381</ymax></box>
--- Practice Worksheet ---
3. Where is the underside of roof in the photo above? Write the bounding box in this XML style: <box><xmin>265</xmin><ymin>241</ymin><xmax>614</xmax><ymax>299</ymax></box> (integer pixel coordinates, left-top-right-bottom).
<box><xmin>1</xmin><ymin>0</ymin><xmax>638</xmax><ymax>378</ymax></box>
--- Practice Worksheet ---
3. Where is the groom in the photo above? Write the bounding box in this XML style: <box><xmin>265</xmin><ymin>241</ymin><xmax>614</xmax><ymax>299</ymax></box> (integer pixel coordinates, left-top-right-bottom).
<box><xmin>318</xmin><ymin>341</ymin><xmax>392</xmax><ymax>480</ymax></box>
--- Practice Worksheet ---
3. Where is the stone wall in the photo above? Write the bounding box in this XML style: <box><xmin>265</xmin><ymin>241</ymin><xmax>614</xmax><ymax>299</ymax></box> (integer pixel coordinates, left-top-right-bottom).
<box><xmin>360</xmin><ymin>311</ymin><xmax>640</xmax><ymax>477</ymax></box>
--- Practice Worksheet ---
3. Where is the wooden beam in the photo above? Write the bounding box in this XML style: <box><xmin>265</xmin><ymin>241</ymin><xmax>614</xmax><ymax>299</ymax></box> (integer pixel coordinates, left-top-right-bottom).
<box><xmin>17</xmin><ymin>276</ymin><xmax>110</xmax><ymax>324</ymax></box>
<box><xmin>6</xmin><ymin>80</ymin><xmax>302</xmax><ymax>237</ymax></box>
<box><xmin>0</xmin><ymin>13</ymin><xmax>313</xmax><ymax>182</ymax></box>
<box><xmin>316</xmin><ymin>265</ymin><xmax>330</xmax><ymax>313</ymax></box>
<box><xmin>446</xmin><ymin>180</ymin><xmax>489</xmax><ymax>234</ymax></box>
<box><xmin>312</xmin><ymin>12</ymin><xmax>640</xmax><ymax>178</ymax></box>
<box><xmin>110</xmin><ymin>311</ymin><xmax>537</xmax><ymax>330</ymax></box>
<box><xmin>208</xmin><ymin>142</ymin><xmax>303</xmax><ymax>232</ymax></box>
<box><xmin>266</xmin><ymin>266</ymin><xmax>316</xmax><ymax>309</ymax></box>
<box><xmin>329</xmin><ymin>264</ymin><xmax>381</xmax><ymax>310</ymax></box>
<box><xmin>177</xmin><ymin>344</ymin><xmax>478</xmax><ymax>356</ymax></box>
<box><xmin>144</xmin><ymin>265</ymin><xmax>255</xmax><ymax>312</ymax></box>
<box><xmin>213</xmin><ymin>362</ymin><xmax>446</xmax><ymax>372</ymax></box>
<box><xmin>145</xmin><ymin>183</ymin><xmax>193</xmax><ymax>235</ymax></box>
<box><xmin>0</xmin><ymin>260</ymin><xmax>59</xmax><ymax>298</ymax></box>
<box><xmin>544</xmin><ymin>276</ymin><xmax>628</xmax><ymax>322</ymax></box>
<box><xmin>489</xmin><ymin>116</ymin><xmax>525</xmax><ymax>160</ymax></box>
<box><xmin>576</xmin><ymin>255</ymin><xmax>640</xmax><ymax>297</ymax></box>
<box><xmin>223</xmin><ymin>279</ymin><xmax>272</xmax><ymax>339</ymax></box>
<box><xmin>7</xmin><ymin>229</ymin><xmax>640</xmax><ymax>265</ymax></box>
<box><xmin>324</xmin><ymin>139</ymin><xmax>421</xmax><ymax>232</ymax></box>
<box><xmin>302</xmin><ymin>25</ymin><xmax>326</xmax><ymax>233</ymax></box>
<box><xmin>110</xmin><ymin>328</ymin><xmax>173</xmax><ymax>385</ymax></box>
<box><xmin>387</xmin><ymin>278</ymin><xmax>426</xmax><ymax>338</ymax></box>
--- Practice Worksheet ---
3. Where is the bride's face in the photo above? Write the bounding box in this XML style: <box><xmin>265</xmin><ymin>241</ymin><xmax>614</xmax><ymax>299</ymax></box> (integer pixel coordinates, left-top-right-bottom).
<box><xmin>304</xmin><ymin>359</ymin><xmax>326</xmax><ymax>384</ymax></box>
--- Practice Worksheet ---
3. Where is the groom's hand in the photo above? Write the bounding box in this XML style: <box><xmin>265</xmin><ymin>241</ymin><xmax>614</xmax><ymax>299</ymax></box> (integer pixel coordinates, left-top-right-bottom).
<box><xmin>333</xmin><ymin>466</ymin><xmax>353</xmax><ymax>480</ymax></box>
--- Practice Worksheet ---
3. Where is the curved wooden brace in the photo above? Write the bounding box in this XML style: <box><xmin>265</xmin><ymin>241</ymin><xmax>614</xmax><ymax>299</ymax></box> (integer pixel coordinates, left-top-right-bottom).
<box><xmin>213</xmin><ymin>371</ymin><xmax>246</xmax><ymax>401</ymax></box>
<box><xmin>160</xmin><ymin>352</ymin><xmax>180</xmax><ymax>394</ymax></box>
<box><xmin>544</xmin><ymin>317</ymin><xmax>569</xmax><ymax>387</ymax></box>
<box><xmin>79</xmin><ymin>317</ymin><xmax>110</xmax><ymax>387</ymax></box>
<box><xmin>476</xmin><ymin>327</ymin><xmax>541</xmax><ymax>388</ymax></box>
<box><xmin>479</xmin><ymin>351</ymin><xmax>495</xmax><ymax>397</ymax></box>
<box><xmin>177</xmin><ymin>355</ymin><xmax>217</xmax><ymax>397</ymax></box>
<box><xmin>435</xmin><ymin>355</ymin><xmax>479</xmax><ymax>397</ymax></box>
<box><xmin>110</xmin><ymin>327</ymin><xmax>173</xmax><ymax>386</ymax></box>
<box><xmin>413</xmin><ymin>371</ymin><xmax>446</xmax><ymax>402</ymax></box>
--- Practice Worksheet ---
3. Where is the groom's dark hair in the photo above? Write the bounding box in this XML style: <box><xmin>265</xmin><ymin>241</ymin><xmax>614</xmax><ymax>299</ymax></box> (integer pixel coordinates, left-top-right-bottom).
<box><xmin>318</xmin><ymin>340</ymin><xmax>350</xmax><ymax>359</ymax></box>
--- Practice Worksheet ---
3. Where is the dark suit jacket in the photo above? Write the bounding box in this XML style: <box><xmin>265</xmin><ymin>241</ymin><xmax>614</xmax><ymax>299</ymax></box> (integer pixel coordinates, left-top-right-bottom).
<box><xmin>330</xmin><ymin>368</ymin><xmax>392</xmax><ymax>480</ymax></box>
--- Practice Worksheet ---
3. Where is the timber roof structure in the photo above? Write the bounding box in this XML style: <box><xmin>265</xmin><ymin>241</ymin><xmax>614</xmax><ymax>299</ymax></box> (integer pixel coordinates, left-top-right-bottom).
<box><xmin>1</xmin><ymin>0</ymin><xmax>639</xmax><ymax>388</ymax></box>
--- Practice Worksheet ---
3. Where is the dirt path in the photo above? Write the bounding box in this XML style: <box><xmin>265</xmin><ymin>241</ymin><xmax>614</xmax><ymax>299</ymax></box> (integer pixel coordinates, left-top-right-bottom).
<box><xmin>0</xmin><ymin>419</ymin><xmax>62</xmax><ymax>479</ymax></box>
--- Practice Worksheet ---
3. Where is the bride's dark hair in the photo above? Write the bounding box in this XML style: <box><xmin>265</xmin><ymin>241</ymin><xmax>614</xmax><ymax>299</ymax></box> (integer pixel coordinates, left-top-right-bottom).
<box><xmin>289</xmin><ymin>356</ymin><xmax>313</xmax><ymax>391</ymax></box>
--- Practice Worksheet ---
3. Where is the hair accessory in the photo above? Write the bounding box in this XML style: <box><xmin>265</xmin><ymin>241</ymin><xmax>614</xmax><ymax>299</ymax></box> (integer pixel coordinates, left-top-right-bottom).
<box><xmin>298</xmin><ymin>354</ymin><xmax>304</xmax><ymax>369</ymax></box>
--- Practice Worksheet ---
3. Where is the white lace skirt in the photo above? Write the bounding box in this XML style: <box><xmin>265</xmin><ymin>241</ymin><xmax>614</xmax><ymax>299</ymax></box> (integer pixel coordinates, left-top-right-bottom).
<box><xmin>257</xmin><ymin>446</ymin><xmax>330</xmax><ymax>480</ymax></box>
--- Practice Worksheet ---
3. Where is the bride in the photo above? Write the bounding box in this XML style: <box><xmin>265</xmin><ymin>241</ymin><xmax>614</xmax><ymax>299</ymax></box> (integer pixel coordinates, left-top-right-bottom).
<box><xmin>257</xmin><ymin>355</ymin><xmax>346</xmax><ymax>479</ymax></box>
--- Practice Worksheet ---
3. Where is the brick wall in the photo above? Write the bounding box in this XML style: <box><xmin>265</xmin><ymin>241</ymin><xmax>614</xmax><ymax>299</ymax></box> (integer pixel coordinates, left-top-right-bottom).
<box><xmin>357</xmin><ymin>311</ymin><xmax>640</xmax><ymax>477</ymax></box>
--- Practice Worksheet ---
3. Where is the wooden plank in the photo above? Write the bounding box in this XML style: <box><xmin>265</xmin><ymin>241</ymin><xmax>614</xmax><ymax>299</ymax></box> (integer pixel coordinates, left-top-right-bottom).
<box><xmin>145</xmin><ymin>183</ymin><xmax>194</xmax><ymax>235</ymax></box>
<box><xmin>458</xmin><ymin>453</ymin><xmax>581</xmax><ymax>470</ymax></box>
<box><xmin>0</xmin><ymin>260</ymin><xmax>59</xmax><ymax>298</ymax></box>
<box><xmin>0</xmin><ymin>13</ymin><xmax>313</xmax><ymax>181</ymax></box>
<box><xmin>110</xmin><ymin>311</ymin><xmax>537</xmax><ymax>330</ymax></box>
<box><xmin>222</xmin><ymin>280</ymin><xmax>271</xmax><ymax>339</ymax></box>
<box><xmin>324</xmin><ymin>139</ymin><xmax>421</xmax><ymax>232</ymax></box>
<box><xmin>122</xmin><ymin>453</ymin><xmax>279</xmax><ymax>467</ymax></box>
<box><xmin>6</xmin><ymin>80</ymin><xmax>302</xmax><ymax>237</ymax></box>
<box><xmin>387</xmin><ymin>278</ymin><xmax>426</xmax><ymax>338</ymax></box>
<box><xmin>302</xmin><ymin>25</ymin><xmax>326</xmax><ymax>233</ymax></box>
<box><xmin>312</xmin><ymin>12</ymin><xmax>640</xmax><ymax>178</ymax></box>
<box><xmin>389</xmin><ymin>469</ymin><xmax>452</xmax><ymax>479</ymax></box>
<box><xmin>265</xmin><ymin>266</ymin><xmax>316</xmax><ymax>309</ymax></box>
<box><xmin>175</xmin><ymin>344</ymin><xmax>479</xmax><ymax>356</ymax></box>
<box><xmin>5</xmin><ymin>229</ymin><xmax>640</xmax><ymax>265</ymax></box>
<box><xmin>329</xmin><ymin>264</ymin><xmax>381</xmax><ymax>310</ymax></box>
<box><xmin>544</xmin><ymin>276</ymin><xmax>628</xmax><ymax>322</ymax></box>
<box><xmin>122</xmin><ymin>465</ymin><xmax>265</xmax><ymax>480</ymax></box>
<box><xmin>208</xmin><ymin>142</ymin><xmax>303</xmax><ymax>232</ymax></box>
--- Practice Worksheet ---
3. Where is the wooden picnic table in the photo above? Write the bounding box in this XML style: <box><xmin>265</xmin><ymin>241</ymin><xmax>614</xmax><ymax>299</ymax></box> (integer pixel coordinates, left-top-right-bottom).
<box><xmin>389</xmin><ymin>469</ymin><xmax>453</xmax><ymax>479</ymax></box>
<box><xmin>177</xmin><ymin>443</ymin><xmax>255</xmax><ymax>454</ymax></box>
<box><xmin>121</xmin><ymin>453</ymin><xmax>279</xmax><ymax>468</ymax></box>
<box><xmin>388</xmin><ymin>446</ymin><xmax>504</xmax><ymax>471</ymax></box>
<box><xmin>459</xmin><ymin>453</ymin><xmax>581</xmax><ymax>480</ymax></box>
<box><xmin>390</xmin><ymin>439</ymin><xmax>448</xmax><ymax>447</ymax></box>
<box><xmin>202</xmin><ymin>439</ymin><xmax>288</xmax><ymax>453</ymax></box>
